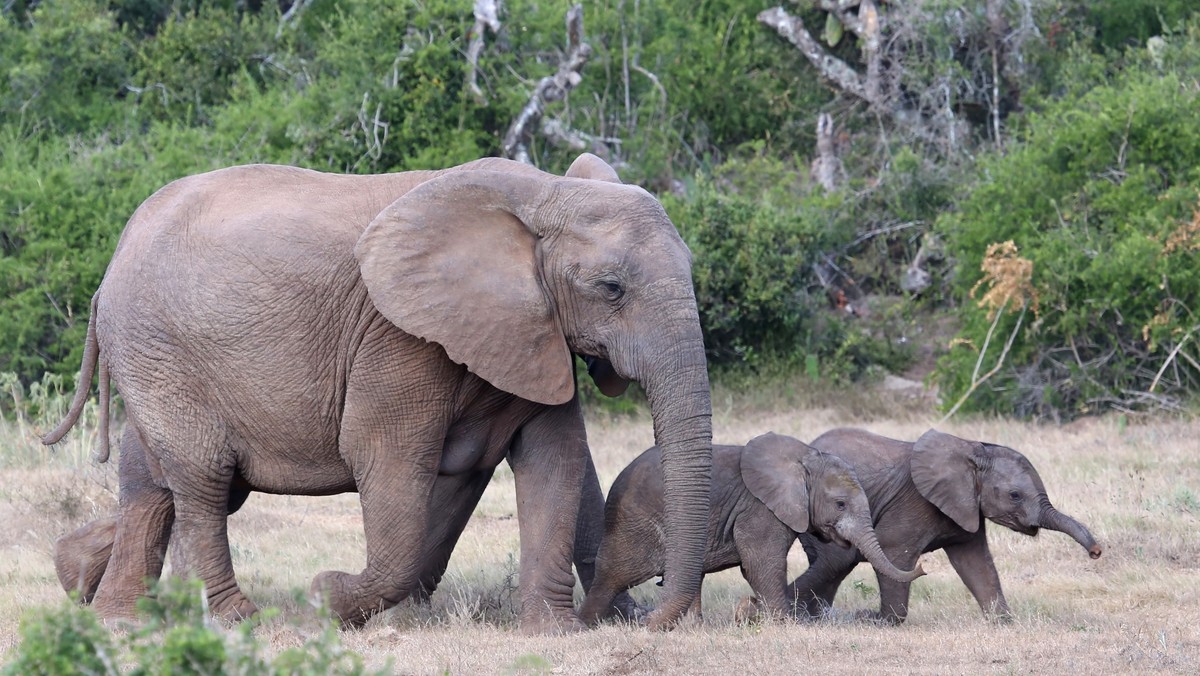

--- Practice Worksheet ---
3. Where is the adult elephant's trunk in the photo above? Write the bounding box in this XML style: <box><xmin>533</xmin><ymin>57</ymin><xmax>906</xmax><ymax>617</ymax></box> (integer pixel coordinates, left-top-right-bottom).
<box><xmin>639</xmin><ymin>323</ymin><xmax>712</xmax><ymax>630</ymax></box>
<box><xmin>839</xmin><ymin>518</ymin><xmax>926</xmax><ymax>583</ymax></box>
<box><xmin>1039</xmin><ymin>502</ymin><xmax>1103</xmax><ymax>559</ymax></box>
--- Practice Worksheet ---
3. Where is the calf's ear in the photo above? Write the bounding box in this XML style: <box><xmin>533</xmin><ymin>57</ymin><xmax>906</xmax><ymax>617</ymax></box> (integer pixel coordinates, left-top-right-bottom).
<box><xmin>741</xmin><ymin>433</ymin><xmax>811</xmax><ymax>533</ymax></box>
<box><xmin>911</xmin><ymin>429</ymin><xmax>982</xmax><ymax>533</ymax></box>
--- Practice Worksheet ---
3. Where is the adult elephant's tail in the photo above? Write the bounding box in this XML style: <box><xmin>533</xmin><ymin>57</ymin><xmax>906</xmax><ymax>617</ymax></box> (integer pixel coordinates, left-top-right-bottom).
<box><xmin>42</xmin><ymin>293</ymin><xmax>112</xmax><ymax>463</ymax></box>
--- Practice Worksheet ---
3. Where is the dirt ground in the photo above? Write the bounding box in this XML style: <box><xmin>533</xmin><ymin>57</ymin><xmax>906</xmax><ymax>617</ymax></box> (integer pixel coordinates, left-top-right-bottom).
<box><xmin>2</xmin><ymin>395</ymin><xmax>1198</xmax><ymax>674</ymax></box>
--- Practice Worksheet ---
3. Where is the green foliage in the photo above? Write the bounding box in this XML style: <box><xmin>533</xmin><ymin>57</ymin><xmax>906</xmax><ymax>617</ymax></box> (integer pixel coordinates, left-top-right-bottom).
<box><xmin>936</xmin><ymin>21</ymin><xmax>1200</xmax><ymax>417</ymax></box>
<box><xmin>2</xmin><ymin>578</ymin><xmax>383</xmax><ymax>675</ymax></box>
<box><xmin>3</xmin><ymin>596</ymin><xmax>117</xmax><ymax>675</ymax></box>
<box><xmin>665</xmin><ymin>167</ymin><xmax>913</xmax><ymax>381</ymax></box>
<box><xmin>5</xmin><ymin>0</ymin><xmax>1200</xmax><ymax>413</ymax></box>
<box><xmin>666</xmin><ymin>175</ymin><xmax>833</xmax><ymax>365</ymax></box>
<box><xmin>1080</xmin><ymin>0</ymin><xmax>1199</xmax><ymax>51</ymax></box>
<box><xmin>0</xmin><ymin>0</ymin><xmax>132</xmax><ymax>136</ymax></box>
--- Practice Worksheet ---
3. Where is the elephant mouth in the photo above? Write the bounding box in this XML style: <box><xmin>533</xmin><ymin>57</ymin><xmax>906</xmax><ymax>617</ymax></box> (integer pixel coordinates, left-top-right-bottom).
<box><xmin>818</xmin><ymin>528</ymin><xmax>852</xmax><ymax>549</ymax></box>
<box><xmin>1020</xmin><ymin>525</ymin><xmax>1039</xmax><ymax>536</ymax></box>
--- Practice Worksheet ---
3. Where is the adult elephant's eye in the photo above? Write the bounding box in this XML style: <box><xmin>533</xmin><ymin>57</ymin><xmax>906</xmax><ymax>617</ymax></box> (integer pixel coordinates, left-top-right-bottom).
<box><xmin>835</xmin><ymin>500</ymin><xmax>846</xmax><ymax>511</ymax></box>
<box><xmin>599</xmin><ymin>280</ymin><xmax>624</xmax><ymax>301</ymax></box>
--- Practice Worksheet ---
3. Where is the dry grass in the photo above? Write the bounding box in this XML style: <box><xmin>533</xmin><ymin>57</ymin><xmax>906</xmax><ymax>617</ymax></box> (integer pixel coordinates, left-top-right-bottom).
<box><xmin>2</xmin><ymin>387</ymin><xmax>1198</xmax><ymax>674</ymax></box>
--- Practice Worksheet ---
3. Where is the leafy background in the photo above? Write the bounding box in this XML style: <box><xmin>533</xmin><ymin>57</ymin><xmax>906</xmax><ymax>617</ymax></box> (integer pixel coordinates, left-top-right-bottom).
<box><xmin>3</xmin><ymin>0</ymin><xmax>1200</xmax><ymax>419</ymax></box>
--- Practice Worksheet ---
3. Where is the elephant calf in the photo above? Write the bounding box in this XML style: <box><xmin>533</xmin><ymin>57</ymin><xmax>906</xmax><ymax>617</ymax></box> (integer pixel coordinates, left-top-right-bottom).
<box><xmin>579</xmin><ymin>433</ymin><xmax>924</xmax><ymax>623</ymax></box>
<box><xmin>791</xmin><ymin>428</ymin><xmax>1103</xmax><ymax>624</ymax></box>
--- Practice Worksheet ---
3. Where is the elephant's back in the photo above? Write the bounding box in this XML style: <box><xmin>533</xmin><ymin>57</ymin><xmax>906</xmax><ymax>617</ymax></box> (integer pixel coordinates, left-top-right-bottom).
<box><xmin>810</xmin><ymin>428</ymin><xmax>913</xmax><ymax>467</ymax></box>
<box><xmin>93</xmin><ymin>165</ymin><xmax>432</xmax><ymax>460</ymax></box>
<box><xmin>107</xmin><ymin>165</ymin><xmax>428</xmax><ymax>272</ymax></box>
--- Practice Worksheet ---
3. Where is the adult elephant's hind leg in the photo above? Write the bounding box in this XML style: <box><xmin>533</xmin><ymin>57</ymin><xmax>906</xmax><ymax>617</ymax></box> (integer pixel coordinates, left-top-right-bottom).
<box><xmin>91</xmin><ymin>425</ymin><xmax>174</xmax><ymax>619</ymax></box>
<box><xmin>508</xmin><ymin>401</ymin><xmax>589</xmax><ymax>633</ymax></box>
<box><xmin>163</xmin><ymin>430</ymin><xmax>258</xmax><ymax>622</ymax></box>
<box><xmin>55</xmin><ymin>515</ymin><xmax>117</xmax><ymax>604</ymax></box>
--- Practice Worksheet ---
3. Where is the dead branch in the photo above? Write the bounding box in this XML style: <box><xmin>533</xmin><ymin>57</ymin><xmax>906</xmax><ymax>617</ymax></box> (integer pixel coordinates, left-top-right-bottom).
<box><xmin>539</xmin><ymin>118</ymin><xmax>622</xmax><ymax>153</ymax></box>
<box><xmin>811</xmin><ymin>113</ymin><xmax>845</xmax><ymax>192</ymax></box>
<box><xmin>502</xmin><ymin>4</ymin><xmax>593</xmax><ymax>164</ymax></box>
<box><xmin>757</xmin><ymin>6</ymin><xmax>870</xmax><ymax>103</ymax></box>
<box><xmin>276</xmin><ymin>0</ymin><xmax>315</xmax><ymax>39</ymax></box>
<box><xmin>941</xmin><ymin>301</ymin><xmax>1027</xmax><ymax>422</ymax></box>
<box><xmin>465</xmin><ymin>0</ymin><xmax>502</xmax><ymax>102</ymax></box>
<box><xmin>1149</xmin><ymin>325</ymin><xmax>1198</xmax><ymax>393</ymax></box>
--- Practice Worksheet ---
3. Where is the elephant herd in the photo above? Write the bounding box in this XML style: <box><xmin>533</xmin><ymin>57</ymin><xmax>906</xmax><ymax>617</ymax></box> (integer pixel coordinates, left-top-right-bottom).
<box><xmin>45</xmin><ymin>153</ymin><xmax>1101</xmax><ymax>634</ymax></box>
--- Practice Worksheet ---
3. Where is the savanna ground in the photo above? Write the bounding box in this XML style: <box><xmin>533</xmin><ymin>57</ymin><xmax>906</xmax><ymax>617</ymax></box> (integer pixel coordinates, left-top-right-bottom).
<box><xmin>1</xmin><ymin>384</ymin><xmax>1197</xmax><ymax>674</ymax></box>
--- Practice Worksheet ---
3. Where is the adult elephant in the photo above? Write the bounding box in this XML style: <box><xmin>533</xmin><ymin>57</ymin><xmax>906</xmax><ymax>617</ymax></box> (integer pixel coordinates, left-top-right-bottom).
<box><xmin>44</xmin><ymin>153</ymin><xmax>712</xmax><ymax>633</ymax></box>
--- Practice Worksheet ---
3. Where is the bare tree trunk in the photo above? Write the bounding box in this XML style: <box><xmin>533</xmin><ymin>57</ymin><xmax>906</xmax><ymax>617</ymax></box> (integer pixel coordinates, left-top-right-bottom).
<box><xmin>502</xmin><ymin>4</ymin><xmax>593</xmax><ymax>164</ymax></box>
<box><xmin>465</xmin><ymin>0</ymin><xmax>502</xmax><ymax>102</ymax></box>
<box><xmin>810</xmin><ymin>113</ymin><xmax>844</xmax><ymax>192</ymax></box>
<box><xmin>758</xmin><ymin>7</ymin><xmax>869</xmax><ymax>102</ymax></box>
<box><xmin>860</xmin><ymin>0</ymin><xmax>883</xmax><ymax>107</ymax></box>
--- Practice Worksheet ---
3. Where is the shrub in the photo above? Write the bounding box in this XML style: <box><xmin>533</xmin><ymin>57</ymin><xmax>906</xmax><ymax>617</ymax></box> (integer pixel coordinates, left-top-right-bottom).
<box><xmin>2</xmin><ymin>578</ymin><xmax>384</xmax><ymax>675</ymax></box>
<box><xmin>664</xmin><ymin>171</ymin><xmax>913</xmax><ymax>381</ymax></box>
<box><xmin>936</xmin><ymin>22</ymin><xmax>1200</xmax><ymax>417</ymax></box>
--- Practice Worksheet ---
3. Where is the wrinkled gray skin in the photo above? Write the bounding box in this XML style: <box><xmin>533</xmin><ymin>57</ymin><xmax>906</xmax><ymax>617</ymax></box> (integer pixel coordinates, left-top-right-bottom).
<box><xmin>45</xmin><ymin>153</ymin><xmax>712</xmax><ymax>633</ymax></box>
<box><xmin>578</xmin><ymin>433</ymin><xmax>924</xmax><ymax>624</ymax></box>
<box><xmin>792</xmin><ymin>428</ymin><xmax>1103</xmax><ymax>624</ymax></box>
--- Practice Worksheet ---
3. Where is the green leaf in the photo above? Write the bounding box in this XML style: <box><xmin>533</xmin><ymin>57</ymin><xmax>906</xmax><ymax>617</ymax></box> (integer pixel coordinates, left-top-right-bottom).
<box><xmin>823</xmin><ymin>12</ymin><xmax>844</xmax><ymax>47</ymax></box>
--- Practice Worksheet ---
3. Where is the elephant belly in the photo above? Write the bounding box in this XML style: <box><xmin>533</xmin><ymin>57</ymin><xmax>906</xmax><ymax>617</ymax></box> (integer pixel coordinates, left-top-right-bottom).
<box><xmin>236</xmin><ymin>454</ymin><xmax>356</xmax><ymax>496</ymax></box>
<box><xmin>232</xmin><ymin>431</ymin><xmax>357</xmax><ymax>496</ymax></box>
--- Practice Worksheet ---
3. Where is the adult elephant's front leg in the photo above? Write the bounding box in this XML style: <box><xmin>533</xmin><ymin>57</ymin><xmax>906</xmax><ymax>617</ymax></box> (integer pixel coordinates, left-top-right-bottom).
<box><xmin>311</xmin><ymin>439</ymin><xmax>442</xmax><ymax>628</ymax></box>
<box><xmin>311</xmin><ymin>365</ymin><xmax>450</xmax><ymax>628</ymax></box>
<box><xmin>508</xmin><ymin>400</ymin><xmax>589</xmax><ymax>633</ymax></box>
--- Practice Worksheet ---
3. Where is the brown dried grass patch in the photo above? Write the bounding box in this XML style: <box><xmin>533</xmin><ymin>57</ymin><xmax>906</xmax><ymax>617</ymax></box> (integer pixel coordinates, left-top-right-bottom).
<box><xmin>2</xmin><ymin>398</ymin><xmax>1198</xmax><ymax>673</ymax></box>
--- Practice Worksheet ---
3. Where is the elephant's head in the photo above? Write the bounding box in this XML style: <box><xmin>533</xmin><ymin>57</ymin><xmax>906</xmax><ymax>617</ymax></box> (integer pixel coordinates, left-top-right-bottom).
<box><xmin>911</xmin><ymin>430</ymin><xmax>1102</xmax><ymax>559</ymax></box>
<box><xmin>353</xmin><ymin>153</ymin><xmax>711</xmax><ymax>628</ymax></box>
<box><xmin>741</xmin><ymin>433</ymin><xmax>925</xmax><ymax>584</ymax></box>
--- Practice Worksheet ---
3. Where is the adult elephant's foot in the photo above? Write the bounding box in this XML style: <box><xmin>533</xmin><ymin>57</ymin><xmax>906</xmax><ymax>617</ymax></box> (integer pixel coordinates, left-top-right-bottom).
<box><xmin>310</xmin><ymin>570</ymin><xmax>394</xmax><ymax>629</ymax></box>
<box><xmin>54</xmin><ymin>516</ymin><xmax>118</xmax><ymax>604</ymax></box>
<box><xmin>91</xmin><ymin>583</ymin><xmax>144</xmax><ymax>623</ymax></box>
<box><xmin>518</xmin><ymin>608</ymin><xmax>585</xmax><ymax>635</ymax></box>
<box><xmin>209</xmin><ymin>588</ymin><xmax>259</xmax><ymax>623</ymax></box>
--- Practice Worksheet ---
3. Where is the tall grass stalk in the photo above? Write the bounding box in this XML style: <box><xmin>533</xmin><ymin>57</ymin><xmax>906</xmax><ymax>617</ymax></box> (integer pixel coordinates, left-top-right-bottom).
<box><xmin>0</xmin><ymin>372</ymin><xmax>106</xmax><ymax>468</ymax></box>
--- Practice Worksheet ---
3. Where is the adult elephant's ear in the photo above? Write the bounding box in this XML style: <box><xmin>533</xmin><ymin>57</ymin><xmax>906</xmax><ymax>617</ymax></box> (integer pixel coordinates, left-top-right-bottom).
<box><xmin>741</xmin><ymin>433</ymin><xmax>811</xmax><ymax>533</ymax></box>
<box><xmin>566</xmin><ymin>152</ymin><xmax>622</xmax><ymax>183</ymax></box>
<box><xmin>911</xmin><ymin>429</ymin><xmax>982</xmax><ymax>533</ymax></box>
<box><xmin>355</xmin><ymin>169</ymin><xmax>574</xmax><ymax>406</ymax></box>
<box><xmin>565</xmin><ymin>153</ymin><xmax>631</xmax><ymax>397</ymax></box>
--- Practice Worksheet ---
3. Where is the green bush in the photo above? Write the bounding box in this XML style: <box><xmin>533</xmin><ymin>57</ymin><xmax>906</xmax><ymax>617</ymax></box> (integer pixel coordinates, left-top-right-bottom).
<box><xmin>2</xmin><ymin>597</ymin><xmax>117</xmax><ymax>675</ymax></box>
<box><xmin>936</xmin><ymin>21</ymin><xmax>1200</xmax><ymax>417</ymax></box>
<box><xmin>2</xmin><ymin>578</ymin><xmax>384</xmax><ymax>675</ymax></box>
<box><xmin>664</xmin><ymin>170</ymin><xmax>913</xmax><ymax>381</ymax></box>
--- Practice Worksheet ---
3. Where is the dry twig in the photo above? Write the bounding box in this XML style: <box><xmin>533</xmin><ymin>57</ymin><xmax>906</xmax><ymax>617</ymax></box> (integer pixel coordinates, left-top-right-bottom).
<box><xmin>502</xmin><ymin>4</ymin><xmax>592</xmax><ymax>164</ymax></box>
<box><xmin>465</xmin><ymin>0</ymin><xmax>502</xmax><ymax>102</ymax></box>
